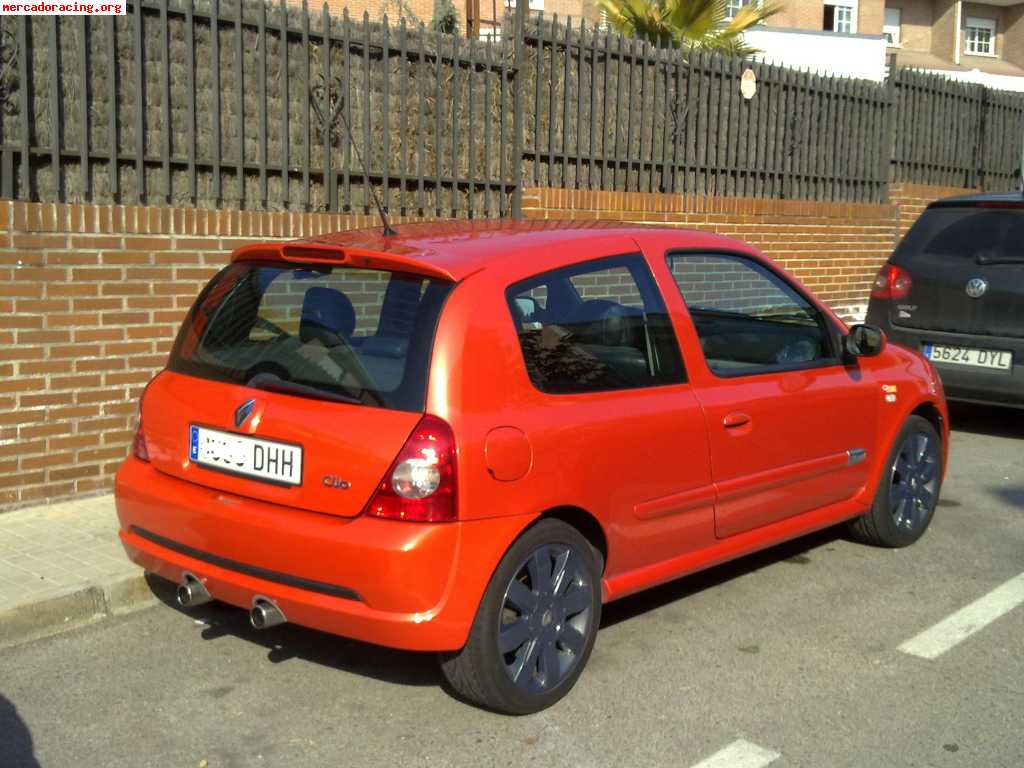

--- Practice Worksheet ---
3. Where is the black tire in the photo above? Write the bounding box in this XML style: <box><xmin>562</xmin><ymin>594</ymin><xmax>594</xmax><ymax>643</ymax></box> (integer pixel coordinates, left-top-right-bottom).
<box><xmin>439</xmin><ymin>519</ymin><xmax>602</xmax><ymax>715</ymax></box>
<box><xmin>848</xmin><ymin>415</ymin><xmax>942</xmax><ymax>548</ymax></box>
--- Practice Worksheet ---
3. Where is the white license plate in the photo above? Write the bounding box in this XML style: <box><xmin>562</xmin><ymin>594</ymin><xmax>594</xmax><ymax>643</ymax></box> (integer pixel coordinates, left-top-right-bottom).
<box><xmin>923</xmin><ymin>343</ymin><xmax>1013</xmax><ymax>371</ymax></box>
<box><xmin>188</xmin><ymin>425</ymin><xmax>303</xmax><ymax>486</ymax></box>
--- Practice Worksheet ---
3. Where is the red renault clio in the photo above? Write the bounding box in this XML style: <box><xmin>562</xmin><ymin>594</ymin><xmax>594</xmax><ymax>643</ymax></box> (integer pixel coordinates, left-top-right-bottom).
<box><xmin>115</xmin><ymin>220</ymin><xmax>948</xmax><ymax>714</ymax></box>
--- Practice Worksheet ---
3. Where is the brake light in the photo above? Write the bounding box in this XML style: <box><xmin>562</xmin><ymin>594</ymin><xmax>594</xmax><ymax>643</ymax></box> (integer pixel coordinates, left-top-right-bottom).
<box><xmin>131</xmin><ymin>382</ymin><xmax>152</xmax><ymax>462</ymax></box>
<box><xmin>132</xmin><ymin>413</ymin><xmax>149</xmax><ymax>462</ymax></box>
<box><xmin>871</xmin><ymin>264</ymin><xmax>913</xmax><ymax>300</ymax></box>
<box><xmin>365</xmin><ymin>415</ymin><xmax>457</xmax><ymax>522</ymax></box>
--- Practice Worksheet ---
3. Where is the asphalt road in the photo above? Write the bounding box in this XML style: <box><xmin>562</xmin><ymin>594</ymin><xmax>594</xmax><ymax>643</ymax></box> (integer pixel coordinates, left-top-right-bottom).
<box><xmin>2</xmin><ymin>403</ymin><xmax>1022</xmax><ymax>768</ymax></box>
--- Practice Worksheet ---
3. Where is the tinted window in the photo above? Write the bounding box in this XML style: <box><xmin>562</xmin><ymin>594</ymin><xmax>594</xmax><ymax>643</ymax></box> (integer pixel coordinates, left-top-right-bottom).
<box><xmin>667</xmin><ymin>253</ymin><xmax>835</xmax><ymax>375</ymax></box>
<box><xmin>169</xmin><ymin>262</ymin><xmax>453</xmax><ymax>412</ymax></box>
<box><xmin>898</xmin><ymin>207</ymin><xmax>1024</xmax><ymax>264</ymax></box>
<box><xmin>507</xmin><ymin>255</ymin><xmax>686</xmax><ymax>394</ymax></box>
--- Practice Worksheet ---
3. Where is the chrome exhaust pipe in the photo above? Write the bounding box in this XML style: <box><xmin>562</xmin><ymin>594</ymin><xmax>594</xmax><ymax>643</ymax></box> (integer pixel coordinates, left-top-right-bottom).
<box><xmin>250</xmin><ymin>597</ymin><xmax>286</xmax><ymax>630</ymax></box>
<box><xmin>176</xmin><ymin>573</ymin><xmax>212</xmax><ymax>607</ymax></box>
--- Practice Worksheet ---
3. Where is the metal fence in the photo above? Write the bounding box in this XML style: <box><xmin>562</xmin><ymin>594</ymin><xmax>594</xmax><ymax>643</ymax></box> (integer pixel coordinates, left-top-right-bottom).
<box><xmin>1</xmin><ymin>0</ymin><xmax>1023</xmax><ymax>216</ymax></box>
<box><xmin>889</xmin><ymin>67</ymin><xmax>1024</xmax><ymax>191</ymax></box>
<box><xmin>0</xmin><ymin>0</ymin><xmax>514</xmax><ymax>217</ymax></box>
<box><xmin>522</xmin><ymin>17</ymin><xmax>891</xmax><ymax>203</ymax></box>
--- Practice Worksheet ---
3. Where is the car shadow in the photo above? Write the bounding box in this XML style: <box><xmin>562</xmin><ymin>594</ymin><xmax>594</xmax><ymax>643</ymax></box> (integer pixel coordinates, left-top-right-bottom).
<box><xmin>948</xmin><ymin>402</ymin><xmax>1024</xmax><ymax>439</ymax></box>
<box><xmin>600</xmin><ymin>526</ymin><xmax>844</xmax><ymax>629</ymax></box>
<box><xmin>146</xmin><ymin>527</ymin><xmax>846</xmax><ymax>694</ymax></box>
<box><xmin>0</xmin><ymin>695</ymin><xmax>41</xmax><ymax>768</ymax></box>
<box><xmin>145</xmin><ymin>574</ymin><xmax>441</xmax><ymax>688</ymax></box>
<box><xmin>990</xmin><ymin>486</ymin><xmax>1024</xmax><ymax>511</ymax></box>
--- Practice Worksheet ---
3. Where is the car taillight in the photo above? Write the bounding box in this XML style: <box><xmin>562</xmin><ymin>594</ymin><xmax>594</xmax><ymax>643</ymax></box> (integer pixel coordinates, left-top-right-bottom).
<box><xmin>131</xmin><ymin>384</ymin><xmax>151</xmax><ymax>462</ymax></box>
<box><xmin>132</xmin><ymin>414</ymin><xmax>149</xmax><ymax>462</ymax></box>
<box><xmin>365</xmin><ymin>415</ymin><xmax>457</xmax><ymax>522</ymax></box>
<box><xmin>870</xmin><ymin>264</ymin><xmax>913</xmax><ymax>300</ymax></box>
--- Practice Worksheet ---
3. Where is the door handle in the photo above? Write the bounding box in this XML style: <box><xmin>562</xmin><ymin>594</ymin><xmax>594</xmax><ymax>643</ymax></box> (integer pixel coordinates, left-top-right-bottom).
<box><xmin>723</xmin><ymin>412</ymin><xmax>752</xmax><ymax>429</ymax></box>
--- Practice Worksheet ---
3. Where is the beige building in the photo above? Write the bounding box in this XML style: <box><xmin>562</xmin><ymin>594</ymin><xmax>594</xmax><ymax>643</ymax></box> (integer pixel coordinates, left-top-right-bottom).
<box><xmin>884</xmin><ymin>0</ymin><xmax>1024</xmax><ymax>84</ymax></box>
<box><xmin>741</xmin><ymin>0</ymin><xmax>1024</xmax><ymax>87</ymax></box>
<box><xmin>315</xmin><ymin>0</ymin><xmax>599</xmax><ymax>35</ymax></box>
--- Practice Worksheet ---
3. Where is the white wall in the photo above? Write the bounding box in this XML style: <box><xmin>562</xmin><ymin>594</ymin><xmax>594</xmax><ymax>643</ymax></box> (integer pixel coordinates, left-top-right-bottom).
<box><xmin>744</xmin><ymin>28</ymin><xmax>890</xmax><ymax>82</ymax></box>
<box><xmin>920</xmin><ymin>68</ymin><xmax>1024</xmax><ymax>93</ymax></box>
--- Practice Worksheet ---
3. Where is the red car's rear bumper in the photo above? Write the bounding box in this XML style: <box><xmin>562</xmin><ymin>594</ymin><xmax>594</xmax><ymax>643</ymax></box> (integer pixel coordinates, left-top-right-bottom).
<box><xmin>116</xmin><ymin>457</ymin><xmax>531</xmax><ymax>651</ymax></box>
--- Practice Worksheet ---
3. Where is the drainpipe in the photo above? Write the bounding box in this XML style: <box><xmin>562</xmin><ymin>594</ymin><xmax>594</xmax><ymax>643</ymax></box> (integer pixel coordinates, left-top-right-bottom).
<box><xmin>954</xmin><ymin>0</ymin><xmax>963</xmax><ymax>65</ymax></box>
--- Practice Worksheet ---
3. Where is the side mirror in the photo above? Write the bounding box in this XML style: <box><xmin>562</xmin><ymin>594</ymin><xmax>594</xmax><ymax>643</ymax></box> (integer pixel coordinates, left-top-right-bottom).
<box><xmin>845</xmin><ymin>324</ymin><xmax>886</xmax><ymax>358</ymax></box>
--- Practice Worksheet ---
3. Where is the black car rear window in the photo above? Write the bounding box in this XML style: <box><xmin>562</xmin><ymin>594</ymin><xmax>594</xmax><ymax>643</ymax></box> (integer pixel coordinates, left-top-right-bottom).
<box><xmin>898</xmin><ymin>207</ymin><xmax>1024</xmax><ymax>264</ymax></box>
<box><xmin>169</xmin><ymin>262</ymin><xmax>453</xmax><ymax>412</ymax></box>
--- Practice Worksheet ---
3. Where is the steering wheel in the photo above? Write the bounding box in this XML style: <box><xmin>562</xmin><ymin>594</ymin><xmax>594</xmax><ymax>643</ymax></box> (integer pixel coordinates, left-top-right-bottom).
<box><xmin>253</xmin><ymin>316</ymin><xmax>289</xmax><ymax>338</ymax></box>
<box><xmin>245</xmin><ymin>360</ymin><xmax>292</xmax><ymax>382</ymax></box>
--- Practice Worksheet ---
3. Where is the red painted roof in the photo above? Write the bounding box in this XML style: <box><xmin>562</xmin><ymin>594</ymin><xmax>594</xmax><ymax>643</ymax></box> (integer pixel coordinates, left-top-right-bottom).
<box><xmin>232</xmin><ymin>219</ymin><xmax>750</xmax><ymax>281</ymax></box>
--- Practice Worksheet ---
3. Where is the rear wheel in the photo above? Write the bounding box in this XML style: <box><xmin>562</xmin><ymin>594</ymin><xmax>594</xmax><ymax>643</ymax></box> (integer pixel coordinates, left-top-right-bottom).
<box><xmin>440</xmin><ymin>519</ymin><xmax>602</xmax><ymax>715</ymax></box>
<box><xmin>848</xmin><ymin>415</ymin><xmax>942</xmax><ymax>548</ymax></box>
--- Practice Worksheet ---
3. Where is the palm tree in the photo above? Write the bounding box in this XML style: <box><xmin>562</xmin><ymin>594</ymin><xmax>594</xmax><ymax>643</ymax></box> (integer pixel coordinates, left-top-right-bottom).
<box><xmin>595</xmin><ymin>0</ymin><xmax>782</xmax><ymax>55</ymax></box>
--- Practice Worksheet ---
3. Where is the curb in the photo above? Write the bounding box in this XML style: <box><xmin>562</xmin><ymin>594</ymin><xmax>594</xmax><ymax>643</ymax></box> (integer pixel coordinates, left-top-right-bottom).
<box><xmin>0</xmin><ymin>570</ymin><xmax>160</xmax><ymax>649</ymax></box>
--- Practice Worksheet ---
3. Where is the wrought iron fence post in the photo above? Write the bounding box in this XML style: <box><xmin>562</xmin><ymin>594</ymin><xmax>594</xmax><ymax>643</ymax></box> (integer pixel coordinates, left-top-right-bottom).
<box><xmin>511</xmin><ymin>0</ymin><xmax>526</xmax><ymax>218</ymax></box>
<box><xmin>879</xmin><ymin>63</ymin><xmax>897</xmax><ymax>202</ymax></box>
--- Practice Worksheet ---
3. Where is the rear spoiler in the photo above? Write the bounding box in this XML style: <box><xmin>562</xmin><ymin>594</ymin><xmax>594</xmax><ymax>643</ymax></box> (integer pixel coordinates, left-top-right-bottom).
<box><xmin>231</xmin><ymin>242</ymin><xmax>456</xmax><ymax>282</ymax></box>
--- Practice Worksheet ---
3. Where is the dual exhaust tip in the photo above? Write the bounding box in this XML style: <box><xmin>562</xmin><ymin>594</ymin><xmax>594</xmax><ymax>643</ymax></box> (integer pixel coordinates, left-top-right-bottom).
<box><xmin>176</xmin><ymin>572</ymin><xmax>286</xmax><ymax>630</ymax></box>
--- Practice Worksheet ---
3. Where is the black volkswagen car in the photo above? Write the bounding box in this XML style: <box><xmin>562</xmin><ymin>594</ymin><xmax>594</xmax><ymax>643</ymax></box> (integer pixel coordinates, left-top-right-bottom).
<box><xmin>866</xmin><ymin>192</ymin><xmax>1024</xmax><ymax>409</ymax></box>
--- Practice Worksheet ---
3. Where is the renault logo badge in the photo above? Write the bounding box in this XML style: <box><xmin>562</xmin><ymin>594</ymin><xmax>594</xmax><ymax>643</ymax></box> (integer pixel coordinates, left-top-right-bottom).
<box><xmin>965</xmin><ymin>278</ymin><xmax>988</xmax><ymax>299</ymax></box>
<box><xmin>234</xmin><ymin>399</ymin><xmax>257</xmax><ymax>428</ymax></box>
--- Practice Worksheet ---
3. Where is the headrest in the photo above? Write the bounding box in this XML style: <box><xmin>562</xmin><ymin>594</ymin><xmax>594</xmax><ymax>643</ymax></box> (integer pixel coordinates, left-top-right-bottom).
<box><xmin>566</xmin><ymin>299</ymin><xmax>638</xmax><ymax>347</ymax></box>
<box><xmin>299</xmin><ymin>287</ymin><xmax>356</xmax><ymax>346</ymax></box>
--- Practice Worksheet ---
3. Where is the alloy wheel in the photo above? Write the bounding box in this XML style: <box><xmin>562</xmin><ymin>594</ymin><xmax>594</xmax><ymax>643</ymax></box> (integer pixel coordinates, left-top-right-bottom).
<box><xmin>889</xmin><ymin>430</ymin><xmax>940</xmax><ymax>532</ymax></box>
<box><xmin>498</xmin><ymin>544</ymin><xmax>593</xmax><ymax>695</ymax></box>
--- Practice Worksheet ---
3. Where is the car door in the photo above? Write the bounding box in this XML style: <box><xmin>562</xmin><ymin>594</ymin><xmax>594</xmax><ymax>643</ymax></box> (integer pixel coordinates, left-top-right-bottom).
<box><xmin>661</xmin><ymin>251</ymin><xmax>880</xmax><ymax>538</ymax></box>
<box><xmin>498</xmin><ymin>251</ymin><xmax>718</xmax><ymax>576</ymax></box>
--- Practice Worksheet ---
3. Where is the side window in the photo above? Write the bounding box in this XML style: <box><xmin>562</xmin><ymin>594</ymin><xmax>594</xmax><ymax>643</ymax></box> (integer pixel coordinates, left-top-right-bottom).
<box><xmin>506</xmin><ymin>254</ymin><xmax>686</xmax><ymax>394</ymax></box>
<box><xmin>666</xmin><ymin>253</ymin><xmax>837</xmax><ymax>376</ymax></box>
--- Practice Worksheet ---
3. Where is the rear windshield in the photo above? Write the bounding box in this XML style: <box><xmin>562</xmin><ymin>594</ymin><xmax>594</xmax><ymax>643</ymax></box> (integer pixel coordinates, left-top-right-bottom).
<box><xmin>169</xmin><ymin>262</ymin><xmax>453</xmax><ymax>412</ymax></box>
<box><xmin>898</xmin><ymin>206</ymin><xmax>1024</xmax><ymax>264</ymax></box>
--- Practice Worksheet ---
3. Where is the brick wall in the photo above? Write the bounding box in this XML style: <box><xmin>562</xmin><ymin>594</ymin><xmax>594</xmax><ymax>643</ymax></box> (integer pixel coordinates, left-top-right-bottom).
<box><xmin>888</xmin><ymin>182</ymin><xmax>979</xmax><ymax>242</ymax></box>
<box><xmin>931</xmin><ymin>0</ymin><xmax>958</xmax><ymax>60</ymax></box>
<box><xmin>892</xmin><ymin>0</ymin><xmax>935</xmax><ymax>53</ymax></box>
<box><xmin>521</xmin><ymin>187</ymin><xmax>899</xmax><ymax>318</ymax></box>
<box><xmin>0</xmin><ymin>202</ymin><xmax>421</xmax><ymax>512</ymax></box>
<box><xmin>1006</xmin><ymin>4</ymin><xmax>1024</xmax><ymax>70</ymax></box>
<box><xmin>0</xmin><ymin>183</ymin><xmax>968</xmax><ymax>512</ymax></box>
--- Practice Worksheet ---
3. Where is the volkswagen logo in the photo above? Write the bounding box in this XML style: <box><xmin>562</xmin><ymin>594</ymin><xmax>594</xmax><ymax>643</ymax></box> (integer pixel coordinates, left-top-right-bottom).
<box><xmin>234</xmin><ymin>399</ymin><xmax>257</xmax><ymax>428</ymax></box>
<box><xmin>965</xmin><ymin>278</ymin><xmax>988</xmax><ymax>299</ymax></box>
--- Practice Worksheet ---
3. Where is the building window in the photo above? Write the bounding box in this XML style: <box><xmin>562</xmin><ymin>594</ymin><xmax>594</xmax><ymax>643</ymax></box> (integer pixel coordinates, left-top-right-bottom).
<box><xmin>824</xmin><ymin>3</ymin><xmax>856</xmax><ymax>34</ymax></box>
<box><xmin>884</xmin><ymin>7</ymin><xmax>901</xmax><ymax>45</ymax></box>
<box><xmin>965</xmin><ymin>17</ymin><xmax>996</xmax><ymax>55</ymax></box>
<box><xmin>725</xmin><ymin>0</ymin><xmax>756</xmax><ymax>21</ymax></box>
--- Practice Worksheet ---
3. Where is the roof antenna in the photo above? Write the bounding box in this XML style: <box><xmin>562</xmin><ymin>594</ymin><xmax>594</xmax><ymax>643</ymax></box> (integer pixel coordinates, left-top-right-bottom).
<box><xmin>335</xmin><ymin>93</ymin><xmax>397</xmax><ymax>236</ymax></box>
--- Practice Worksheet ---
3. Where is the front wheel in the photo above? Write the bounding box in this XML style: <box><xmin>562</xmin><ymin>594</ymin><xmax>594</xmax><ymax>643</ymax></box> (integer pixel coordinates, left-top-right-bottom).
<box><xmin>440</xmin><ymin>519</ymin><xmax>602</xmax><ymax>715</ymax></box>
<box><xmin>848</xmin><ymin>414</ymin><xmax>942</xmax><ymax>548</ymax></box>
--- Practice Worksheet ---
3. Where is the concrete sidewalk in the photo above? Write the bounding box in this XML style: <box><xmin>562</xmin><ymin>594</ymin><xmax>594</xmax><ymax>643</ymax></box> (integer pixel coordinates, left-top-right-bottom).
<box><xmin>0</xmin><ymin>495</ymin><xmax>156</xmax><ymax>647</ymax></box>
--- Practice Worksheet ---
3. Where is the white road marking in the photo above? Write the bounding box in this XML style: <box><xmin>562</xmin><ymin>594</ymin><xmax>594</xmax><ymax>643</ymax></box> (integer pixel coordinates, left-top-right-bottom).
<box><xmin>690</xmin><ymin>739</ymin><xmax>781</xmax><ymax>768</ymax></box>
<box><xmin>899</xmin><ymin>572</ymin><xmax>1024</xmax><ymax>660</ymax></box>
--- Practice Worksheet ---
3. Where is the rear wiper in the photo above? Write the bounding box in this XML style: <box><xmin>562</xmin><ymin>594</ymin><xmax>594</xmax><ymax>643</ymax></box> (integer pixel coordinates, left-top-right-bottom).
<box><xmin>246</xmin><ymin>372</ymin><xmax>363</xmax><ymax>406</ymax></box>
<box><xmin>975</xmin><ymin>255</ymin><xmax>1024</xmax><ymax>265</ymax></box>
